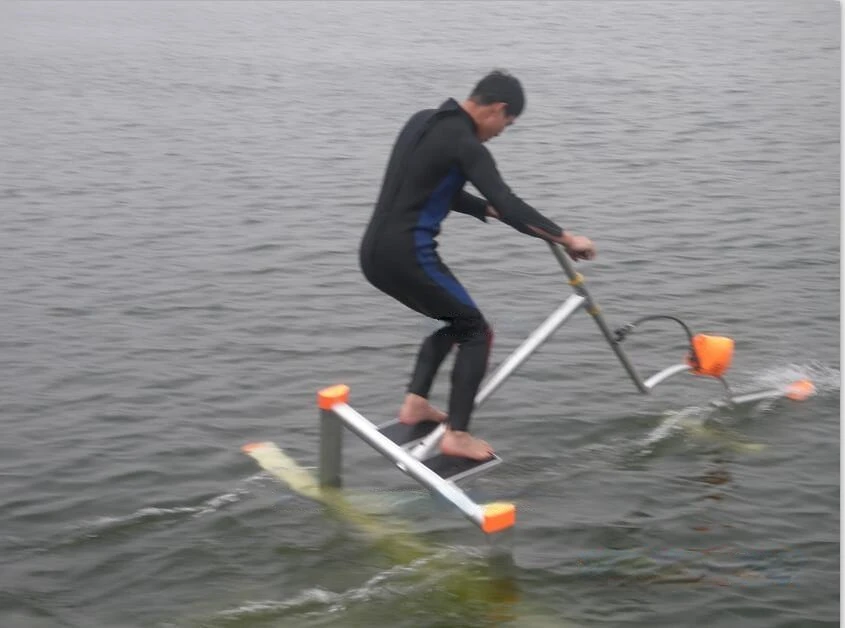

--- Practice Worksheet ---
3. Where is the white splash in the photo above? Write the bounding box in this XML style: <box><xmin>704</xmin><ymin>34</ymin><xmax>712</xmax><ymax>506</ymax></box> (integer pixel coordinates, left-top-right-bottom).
<box><xmin>637</xmin><ymin>406</ymin><xmax>709</xmax><ymax>456</ymax></box>
<box><xmin>214</xmin><ymin>588</ymin><xmax>338</xmax><ymax>619</ymax></box>
<box><xmin>748</xmin><ymin>361</ymin><xmax>840</xmax><ymax>394</ymax></box>
<box><xmin>633</xmin><ymin>361</ymin><xmax>840</xmax><ymax>456</ymax></box>
<box><xmin>79</xmin><ymin>471</ymin><xmax>271</xmax><ymax>530</ymax></box>
<box><xmin>213</xmin><ymin>556</ymin><xmax>438</xmax><ymax>621</ymax></box>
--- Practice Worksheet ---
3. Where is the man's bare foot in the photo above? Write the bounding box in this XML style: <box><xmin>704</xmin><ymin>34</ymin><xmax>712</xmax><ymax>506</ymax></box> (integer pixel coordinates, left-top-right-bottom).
<box><xmin>440</xmin><ymin>429</ymin><xmax>494</xmax><ymax>461</ymax></box>
<box><xmin>398</xmin><ymin>393</ymin><xmax>447</xmax><ymax>425</ymax></box>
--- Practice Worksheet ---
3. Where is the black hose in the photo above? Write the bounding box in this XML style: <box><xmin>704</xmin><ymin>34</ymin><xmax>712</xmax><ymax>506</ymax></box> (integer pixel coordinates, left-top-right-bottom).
<box><xmin>613</xmin><ymin>315</ymin><xmax>699</xmax><ymax>368</ymax></box>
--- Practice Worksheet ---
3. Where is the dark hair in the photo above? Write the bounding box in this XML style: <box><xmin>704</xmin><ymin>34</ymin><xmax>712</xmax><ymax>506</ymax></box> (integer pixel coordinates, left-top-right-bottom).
<box><xmin>469</xmin><ymin>70</ymin><xmax>525</xmax><ymax>117</ymax></box>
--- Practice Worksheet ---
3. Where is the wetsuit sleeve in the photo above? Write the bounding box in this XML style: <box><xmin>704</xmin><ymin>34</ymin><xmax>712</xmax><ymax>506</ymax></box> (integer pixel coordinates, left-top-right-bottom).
<box><xmin>451</xmin><ymin>190</ymin><xmax>489</xmax><ymax>222</ymax></box>
<box><xmin>457</xmin><ymin>136</ymin><xmax>564</xmax><ymax>239</ymax></box>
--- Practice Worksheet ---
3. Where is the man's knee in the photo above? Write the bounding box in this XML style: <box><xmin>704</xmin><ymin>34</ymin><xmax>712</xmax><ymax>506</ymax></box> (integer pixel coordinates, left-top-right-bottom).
<box><xmin>451</xmin><ymin>314</ymin><xmax>492</xmax><ymax>346</ymax></box>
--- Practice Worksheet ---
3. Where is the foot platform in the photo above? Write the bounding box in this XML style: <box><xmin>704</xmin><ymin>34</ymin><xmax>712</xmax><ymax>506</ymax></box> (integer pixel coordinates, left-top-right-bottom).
<box><xmin>318</xmin><ymin>385</ymin><xmax>514</xmax><ymax>534</ymax></box>
<box><xmin>378</xmin><ymin>418</ymin><xmax>503</xmax><ymax>482</ymax></box>
<box><xmin>377</xmin><ymin>418</ymin><xmax>440</xmax><ymax>448</ymax></box>
<box><xmin>423</xmin><ymin>452</ymin><xmax>502</xmax><ymax>483</ymax></box>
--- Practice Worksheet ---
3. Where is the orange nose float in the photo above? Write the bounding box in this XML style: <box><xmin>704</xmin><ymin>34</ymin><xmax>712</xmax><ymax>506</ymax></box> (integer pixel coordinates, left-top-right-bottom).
<box><xmin>687</xmin><ymin>334</ymin><xmax>735</xmax><ymax>377</ymax></box>
<box><xmin>785</xmin><ymin>379</ymin><xmax>816</xmax><ymax>401</ymax></box>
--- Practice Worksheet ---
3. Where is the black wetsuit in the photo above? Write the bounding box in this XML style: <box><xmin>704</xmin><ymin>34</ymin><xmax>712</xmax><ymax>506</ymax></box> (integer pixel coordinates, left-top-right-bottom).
<box><xmin>359</xmin><ymin>98</ymin><xmax>564</xmax><ymax>432</ymax></box>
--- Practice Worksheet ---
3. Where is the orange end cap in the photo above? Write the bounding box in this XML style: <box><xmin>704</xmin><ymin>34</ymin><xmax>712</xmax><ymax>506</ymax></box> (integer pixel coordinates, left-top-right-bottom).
<box><xmin>241</xmin><ymin>442</ymin><xmax>266</xmax><ymax>454</ymax></box>
<box><xmin>786</xmin><ymin>379</ymin><xmax>815</xmax><ymax>401</ymax></box>
<box><xmin>481</xmin><ymin>502</ymin><xmax>516</xmax><ymax>534</ymax></box>
<box><xmin>317</xmin><ymin>384</ymin><xmax>350</xmax><ymax>409</ymax></box>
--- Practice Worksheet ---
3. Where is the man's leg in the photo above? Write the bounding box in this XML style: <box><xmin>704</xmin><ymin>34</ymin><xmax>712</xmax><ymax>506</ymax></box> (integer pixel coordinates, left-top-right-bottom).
<box><xmin>440</xmin><ymin>314</ymin><xmax>495</xmax><ymax>460</ymax></box>
<box><xmin>360</xmin><ymin>245</ymin><xmax>494</xmax><ymax>454</ymax></box>
<box><xmin>446</xmin><ymin>316</ymin><xmax>492</xmax><ymax>431</ymax></box>
<box><xmin>399</xmin><ymin>326</ymin><xmax>455</xmax><ymax>424</ymax></box>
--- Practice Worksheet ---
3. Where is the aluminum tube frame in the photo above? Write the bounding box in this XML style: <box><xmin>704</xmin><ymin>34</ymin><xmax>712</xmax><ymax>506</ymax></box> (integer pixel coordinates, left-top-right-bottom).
<box><xmin>643</xmin><ymin>365</ymin><xmax>788</xmax><ymax>408</ymax></box>
<box><xmin>331</xmin><ymin>402</ymin><xmax>484</xmax><ymax>527</ymax></box>
<box><xmin>476</xmin><ymin>294</ymin><xmax>587</xmax><ymax>407</ymax></box>
<box><xmin>319</xmin><ymin>408</ymin><xmax>343</xmax><ymax>488</ymax></box>
<box><xmin>547</xmin><ymin>242</ymin><xmax>649</xmax><ymax>393</ymax></box>
<box><xmin>643</xmin><ymin>363</ymin><xmax>693</xmax><ymax>390</ymax></box>
<box><xmin>710</xmin><ymin>389</ymin><xmax>785</xmax><ymax>409</ymax></box>
<box><xmin>408</xmin><ymin>294</ymin><xmax>586</xmax><ymax>460</ymax></box>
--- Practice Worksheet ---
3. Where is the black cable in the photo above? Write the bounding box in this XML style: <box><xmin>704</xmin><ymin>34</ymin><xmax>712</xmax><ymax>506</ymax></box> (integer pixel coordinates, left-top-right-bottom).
<box><xmin>613</xmin><ymin>314</ymin><xmax>699</xmax><ymax>368</ymax></box>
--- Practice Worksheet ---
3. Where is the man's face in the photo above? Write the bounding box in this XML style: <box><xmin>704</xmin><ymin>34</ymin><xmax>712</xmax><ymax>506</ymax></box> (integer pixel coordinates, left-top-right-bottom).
<box><xmin>478</xmin><ymin>102</ymin><xmax>516</xmax><ymax>142</ymax></box>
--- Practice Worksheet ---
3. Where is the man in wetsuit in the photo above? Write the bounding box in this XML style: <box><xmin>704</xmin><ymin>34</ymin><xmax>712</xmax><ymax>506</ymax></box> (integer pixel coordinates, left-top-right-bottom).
<box><xmin>359</xmin><ymin>70</ymin><xmax>596</xmax><ymax>460</ymax></box>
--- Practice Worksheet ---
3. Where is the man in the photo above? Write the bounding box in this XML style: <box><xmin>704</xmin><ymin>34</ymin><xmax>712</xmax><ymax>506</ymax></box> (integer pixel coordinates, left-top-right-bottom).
<box><xmin>359</xmin><ymin>70</ymin><xmax>596</xmax><ymax>461</ymax></box>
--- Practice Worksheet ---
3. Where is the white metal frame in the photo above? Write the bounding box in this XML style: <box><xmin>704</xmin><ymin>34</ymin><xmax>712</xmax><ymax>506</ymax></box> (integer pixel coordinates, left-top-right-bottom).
<box><xmin>317</xmin><ymin>242</ymin><xmax>796</xmax><ymax>532</ymax></box>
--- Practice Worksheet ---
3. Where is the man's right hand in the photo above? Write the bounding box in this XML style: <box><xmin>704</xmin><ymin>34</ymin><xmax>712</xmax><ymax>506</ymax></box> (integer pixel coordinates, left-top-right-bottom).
<box><xmin>558</xmin><ymin>232</ymin><xmax>596</xmax><ymax>261</ymax></box>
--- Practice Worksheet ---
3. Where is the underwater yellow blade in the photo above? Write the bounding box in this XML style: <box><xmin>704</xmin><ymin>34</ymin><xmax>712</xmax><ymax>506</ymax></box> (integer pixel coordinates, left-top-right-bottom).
<box><xmin>242</xmin><ymin>441</ymin><xmax>322</xmax><ymax>500</ymax></box>
<box><xmin>242</xmin><ymin>441</ymin><xmax>429</xmax><ymax>562</ymax></box>
<box><xmin>240</xmin><ymin>441</ymin><xmax>590</xmax><ymax>626</ymax></box>
<box><xmin>676</xmin><ymin>419</ymin><xmax>766</xmax><ymax>453</ymax></box>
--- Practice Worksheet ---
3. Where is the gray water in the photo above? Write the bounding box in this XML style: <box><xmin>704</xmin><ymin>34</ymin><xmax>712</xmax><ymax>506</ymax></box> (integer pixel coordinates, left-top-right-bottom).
<box><xmin>1</xmin><ymin>2</ymin><xmax>840</xmax><ymax>627</ymax></box>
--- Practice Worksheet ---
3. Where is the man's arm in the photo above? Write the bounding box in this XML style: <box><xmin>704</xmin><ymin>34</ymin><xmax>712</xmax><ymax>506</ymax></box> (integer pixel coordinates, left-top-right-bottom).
<box><xmin>456</xmin><ymin>136</ymin><xmax>565</xmax><ymax>241</ymax></box>
<box><xmin>451</xmin><ymin>190</ymin><xmax>489</xmax><ymax>222</ymax></box>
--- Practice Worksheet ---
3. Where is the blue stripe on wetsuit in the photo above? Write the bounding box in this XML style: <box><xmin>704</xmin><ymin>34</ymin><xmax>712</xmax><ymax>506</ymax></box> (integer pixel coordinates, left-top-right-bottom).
<box><xmin>413</xmin><ymin>167</ymin><xmax>477</xmax><ymax>308</ymax></box>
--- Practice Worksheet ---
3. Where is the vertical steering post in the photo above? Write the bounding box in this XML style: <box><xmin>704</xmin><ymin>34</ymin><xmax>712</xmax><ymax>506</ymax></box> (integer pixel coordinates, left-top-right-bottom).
<box><xmin>547</xmin><ymin>242</ymin><xmax>649</xmax><ymax>393</ymax></box>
